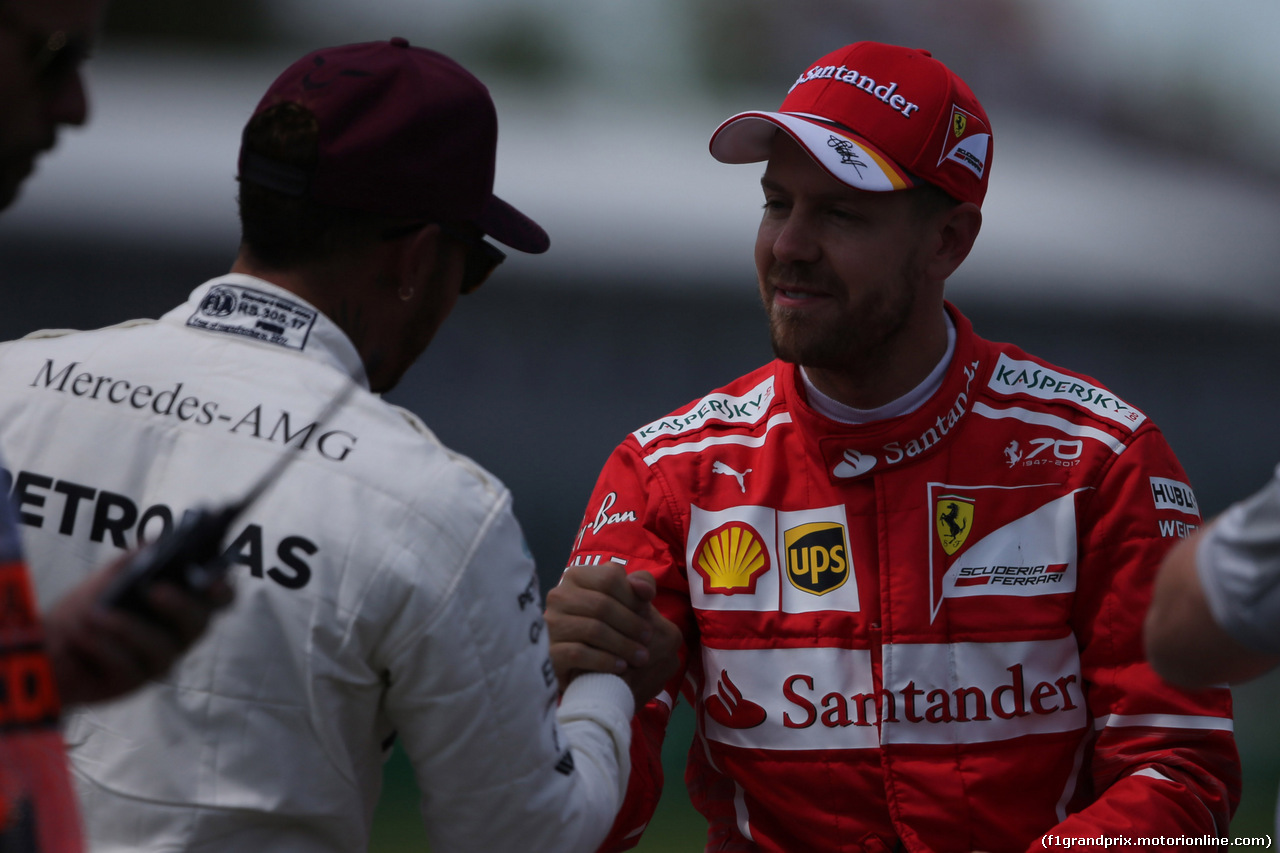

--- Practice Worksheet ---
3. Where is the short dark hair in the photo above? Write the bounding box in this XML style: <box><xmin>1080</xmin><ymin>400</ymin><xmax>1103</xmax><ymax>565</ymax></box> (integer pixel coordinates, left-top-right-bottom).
<box><xmin>909</xmin><ymin>182</ymin><xmax>962</xmax><ymax>221</ymax></box>
<box><xmin>236</xmin><ymin>102</ymin><xmax>409</xmax><ymax>270</ymax></box>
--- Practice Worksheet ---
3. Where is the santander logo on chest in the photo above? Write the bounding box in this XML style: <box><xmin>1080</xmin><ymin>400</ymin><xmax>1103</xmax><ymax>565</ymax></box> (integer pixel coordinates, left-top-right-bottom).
<box><xmin>822</xmin><ymin>359</ymin><xmax>980</xmax><ymax>482</ymax></box>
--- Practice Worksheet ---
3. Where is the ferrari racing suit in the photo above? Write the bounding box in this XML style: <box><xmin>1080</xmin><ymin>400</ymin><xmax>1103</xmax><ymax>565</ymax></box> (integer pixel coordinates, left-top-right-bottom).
<box><xmin>567</xmin><ymin>305</ymin><xmax>1239</xmax><ymax>852</ymax></box>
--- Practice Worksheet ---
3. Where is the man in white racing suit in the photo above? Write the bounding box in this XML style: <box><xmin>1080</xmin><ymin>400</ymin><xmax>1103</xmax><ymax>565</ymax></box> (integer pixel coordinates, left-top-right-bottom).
<box><xmin>0</xmin><ymin>38</ymin><xmax>667</xmax><ymax>852</ymax></box>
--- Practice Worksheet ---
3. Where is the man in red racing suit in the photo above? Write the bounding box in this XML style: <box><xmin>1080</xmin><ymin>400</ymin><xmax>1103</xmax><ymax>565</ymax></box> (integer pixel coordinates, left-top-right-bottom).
<box><xmin>566</xmin><ymin>307</ymin><xmax>1237</xmax><ymax>851</ymax></box>
<box><xmin>548</xmin><ymin>41</ymin><xmax>1239</xmax><ymax>852</ymax></box>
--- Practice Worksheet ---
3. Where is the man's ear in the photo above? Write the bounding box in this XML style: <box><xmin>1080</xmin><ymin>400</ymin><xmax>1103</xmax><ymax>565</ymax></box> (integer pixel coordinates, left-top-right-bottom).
<box><xmin>925</xmin><ymin>202</ymin><xmax>982</xmax><ymax>282</ymax></box>
<box><xmin>396</xmin><ymin>224</ymin><xmax>444</xmax><ymax>288</ymax></box>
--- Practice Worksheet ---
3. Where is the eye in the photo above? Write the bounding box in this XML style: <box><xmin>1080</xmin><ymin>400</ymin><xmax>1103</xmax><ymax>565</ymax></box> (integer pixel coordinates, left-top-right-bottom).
<box><xmin>28</xmin><ymin>30</ymin><xmax>92</xmax><ymax>89</ymax></box>
<box><xmin>825</xmin><ymin>205</ymin><xmax>869</xmax><ymax>226</ymax></box>
<box><xmin>761</xmin><ymin>196</ymin><xmax>790</xmax><ymax>215</ymax></box>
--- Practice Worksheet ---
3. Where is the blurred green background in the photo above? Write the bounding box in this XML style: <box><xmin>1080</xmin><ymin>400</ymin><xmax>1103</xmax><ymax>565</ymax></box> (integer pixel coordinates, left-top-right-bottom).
<box><xmin>369</xmin><ymin>704</ymin><xmax>705</xmax><ymax>852</ymax></box>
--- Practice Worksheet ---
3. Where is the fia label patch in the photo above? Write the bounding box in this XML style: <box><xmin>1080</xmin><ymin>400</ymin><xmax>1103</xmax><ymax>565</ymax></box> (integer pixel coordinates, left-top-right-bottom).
<box><xmin>187</xmin><ymin>284</ymin><xmax>317</xmax><ymax>351</ymax></box>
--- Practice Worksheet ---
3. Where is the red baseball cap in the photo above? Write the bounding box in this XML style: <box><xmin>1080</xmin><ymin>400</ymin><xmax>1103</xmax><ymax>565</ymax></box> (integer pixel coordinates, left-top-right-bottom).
<box><xmin>710</xmin><ymin>42</ymin><xmax>992</xmax><ymax>207</ymax></box>
<box><xmin>239</xmin><ymin>38</ymin><xmax>549</xmax><ymax>254</ymax></box>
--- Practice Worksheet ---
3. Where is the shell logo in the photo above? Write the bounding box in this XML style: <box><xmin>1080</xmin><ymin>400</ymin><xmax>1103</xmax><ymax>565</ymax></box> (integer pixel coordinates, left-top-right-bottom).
<box><xmin>693</xmin><ymin>521</ymin><xmax>770</xmax><ymax>595</ymax></box>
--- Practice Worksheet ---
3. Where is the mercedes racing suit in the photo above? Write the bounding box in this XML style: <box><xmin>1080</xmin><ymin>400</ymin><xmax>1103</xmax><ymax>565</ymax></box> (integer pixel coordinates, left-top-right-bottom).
<box><xmin>567</xmin><ymin>305</ymin><xmax>1238</xmax><ymax>852</ymax></box>
<box><xmin>0</xmin><ymin>274</ymin><xmax>633</xmax><ymax>853</ymax></box>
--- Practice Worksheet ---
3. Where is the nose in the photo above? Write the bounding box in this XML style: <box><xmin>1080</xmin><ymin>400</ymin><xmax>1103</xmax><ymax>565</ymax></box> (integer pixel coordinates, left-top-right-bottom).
<box><xmin>46</xmin><ymin>68</ymin><xmax>90</xmax><ymax>128</ymax></box>
<box><xmin>764</xmin><ymin>210</ymin><xmax>821</xmax><ymax>266</ymax></box>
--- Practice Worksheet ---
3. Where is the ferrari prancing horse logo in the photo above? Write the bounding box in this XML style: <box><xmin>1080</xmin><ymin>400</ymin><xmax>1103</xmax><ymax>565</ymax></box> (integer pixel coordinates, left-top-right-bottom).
<box><xmin>935</xmin><ymin>495</ymin><xmax>974</xmax><ymax>555</ymax></box>
<box><xmin>953</xmin><ymin>112</ymin><xmax>967</xmax><ymax>138</ymax></box>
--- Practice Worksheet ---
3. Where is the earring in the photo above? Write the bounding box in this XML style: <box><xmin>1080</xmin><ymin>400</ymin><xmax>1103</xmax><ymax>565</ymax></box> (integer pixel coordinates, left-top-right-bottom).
<box><xmin>398</xmin><ymin>285</ymin><xmax>415</xmax><ymax>302</ymax></box>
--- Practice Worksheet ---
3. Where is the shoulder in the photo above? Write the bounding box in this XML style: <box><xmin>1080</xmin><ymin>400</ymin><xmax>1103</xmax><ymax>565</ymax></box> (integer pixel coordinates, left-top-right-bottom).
<box><xmin>625</xmin><ymin>362</ymin><xmax>784</xmax><ymax>455</ymax></box>
<box><xmin>975</xmin><ymin>338</ymin><xmax>1150</xmax><ymax>436</ymax></box>
<box><xmin>0</xmin><ymin>318</ymin><xmax>151</xmax><ymax>347</ymax></box>
<box><xmin>0</xmin><ymin>320</ymin><xmax>161</xmax><ymax>373</ymax></box>
<box><xmin>348</xmin><ymin>400</ymin><xmax>510</xmax><ymax>518</ymax></box>
<box><xmin>383</xmin><ymin>403</ymin><xmax>507</xmax><ymax>502</ymax></box>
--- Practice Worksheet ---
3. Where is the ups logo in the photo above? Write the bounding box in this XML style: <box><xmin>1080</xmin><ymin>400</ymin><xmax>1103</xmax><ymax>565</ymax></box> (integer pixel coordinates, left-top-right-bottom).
<box><xmin>784</xmin><ymin>521</ymin><xmax>849</xmax><ymax>595</ymax></box>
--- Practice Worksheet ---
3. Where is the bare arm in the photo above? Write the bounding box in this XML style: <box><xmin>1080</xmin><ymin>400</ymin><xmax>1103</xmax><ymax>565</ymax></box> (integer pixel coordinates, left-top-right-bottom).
<box><xmin>1144</xmin><ymin>527</ymin><xmax>1280</xmax><ymax>688</ymax></box>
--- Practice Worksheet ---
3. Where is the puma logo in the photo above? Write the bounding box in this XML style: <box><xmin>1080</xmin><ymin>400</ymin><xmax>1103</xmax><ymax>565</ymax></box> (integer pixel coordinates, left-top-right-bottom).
<box><xmin>712</xmin><ymin>461</ymin><xmax>751</xmax><ymax>493</ymax></box>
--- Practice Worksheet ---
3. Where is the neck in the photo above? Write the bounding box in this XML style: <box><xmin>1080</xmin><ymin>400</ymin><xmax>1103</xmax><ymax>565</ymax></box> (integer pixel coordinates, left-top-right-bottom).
<box><xmin>804</xmin><ymin>305</ymin><xmax>950</xmax><ymax>409</ymax></box>
<box><xmin>230</xmin><ymin>252</ymin><xmax>389</xmax><ymax>387</ymax></box>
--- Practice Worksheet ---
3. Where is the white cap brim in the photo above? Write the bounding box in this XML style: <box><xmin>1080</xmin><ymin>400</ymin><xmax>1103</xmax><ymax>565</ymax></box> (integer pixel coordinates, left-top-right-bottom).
<box><xmin>709</xmin><ymin>111</ymin><xmax>915</xmax><ymax>193</ymax></box>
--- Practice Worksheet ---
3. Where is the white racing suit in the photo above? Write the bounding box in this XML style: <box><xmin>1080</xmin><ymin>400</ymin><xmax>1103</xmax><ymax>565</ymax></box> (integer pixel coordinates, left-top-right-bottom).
<box><xmin>0</xmin><ymin>274</ymin><xmax>632</xmax><ymax>853</ymax></box>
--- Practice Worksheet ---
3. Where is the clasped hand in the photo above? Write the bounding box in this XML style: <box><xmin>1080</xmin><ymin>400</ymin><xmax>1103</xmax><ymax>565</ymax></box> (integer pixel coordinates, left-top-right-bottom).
<box><xmin>545</xmin><ymin>561</ymin><xmax>682</xmax><ymax>706</ymax></box>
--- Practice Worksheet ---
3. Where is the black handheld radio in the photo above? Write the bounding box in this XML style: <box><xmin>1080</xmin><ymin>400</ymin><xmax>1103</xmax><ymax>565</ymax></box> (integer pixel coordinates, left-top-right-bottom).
<box><xmin>100</xmin><ymin>381</ymin><xmax>355</xmax><ymax>618</ymax></box>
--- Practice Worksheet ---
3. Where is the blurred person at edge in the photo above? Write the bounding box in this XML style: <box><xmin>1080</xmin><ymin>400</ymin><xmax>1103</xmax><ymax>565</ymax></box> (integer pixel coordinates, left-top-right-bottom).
<box><xmin>544</xmin><ymin>42</ymin><xmax>1240</xmax><ymax>852</ymax></box>
<box><xmin>1146</xmin><ymin>471</ymin><xmax>1280</xmax><ymax>833</ymax></box>
<box><xmin>1146</xmin><ymin>471</ymin><xmax>1280</xmax><ymax>684</ymax></box>
<box><xmin>0</xmin><ymin>36</ymin><xmax>676</xmax><ymax>853</ymax></box>
<box><xmin>0</xmin><ymin>0</ymin><xmax>92</xmax><ymax>208</ymax></box>
<box><xmin>0</xmin><ymin>1</ymin><xmax>230</xmax><ymax>850</ymax></box>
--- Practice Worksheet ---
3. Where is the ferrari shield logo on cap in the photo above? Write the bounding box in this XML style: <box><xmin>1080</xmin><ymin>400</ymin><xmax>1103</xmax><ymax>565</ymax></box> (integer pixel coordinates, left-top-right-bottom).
<box><xmin>939</xmin><ymin>104</ymin><xmax>989</xmax><ymax>179</ymax></box>
<box><xmin>936</xmin><ymin>495</ymin><xmax>974</xmax><ymax>556</ymax></box>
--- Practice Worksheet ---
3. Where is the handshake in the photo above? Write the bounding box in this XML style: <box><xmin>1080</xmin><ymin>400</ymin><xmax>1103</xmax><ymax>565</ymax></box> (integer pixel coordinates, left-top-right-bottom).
<box><xmin>544</xmin><ymin>561</ymin><xmax>684</xmax><ymax>705</ymax></box>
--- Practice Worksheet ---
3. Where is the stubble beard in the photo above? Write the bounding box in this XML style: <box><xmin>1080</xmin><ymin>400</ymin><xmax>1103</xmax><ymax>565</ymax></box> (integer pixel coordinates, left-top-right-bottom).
<box><xmin>762</xmin><ymin>257</ymin><xmax>920</xmax><ymax>372</ymax></box>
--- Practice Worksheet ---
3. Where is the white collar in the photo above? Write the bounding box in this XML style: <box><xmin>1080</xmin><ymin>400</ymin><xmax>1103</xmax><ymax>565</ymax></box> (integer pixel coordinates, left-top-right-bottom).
<box><xmin>162</xmin><ymin>274</ymin><xmax>370</xmax><ymax>389</ymax></box>
<box><xmin>801</xmin><ymin>314</ymin><xmax>956</xmax><ymax>425</ymax></box>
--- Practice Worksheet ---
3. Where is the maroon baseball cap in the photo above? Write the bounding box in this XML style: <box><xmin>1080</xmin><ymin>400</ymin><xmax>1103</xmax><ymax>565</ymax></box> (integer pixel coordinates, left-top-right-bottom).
<box><xmin>709</xmin><ymin>42</ymin><xmax>992</xmax><ymax>207</ymax></box>
<box><xmin>239</xmin><ymin>37</ymin><xmax>549</xmax><ymax>253</ymax></box>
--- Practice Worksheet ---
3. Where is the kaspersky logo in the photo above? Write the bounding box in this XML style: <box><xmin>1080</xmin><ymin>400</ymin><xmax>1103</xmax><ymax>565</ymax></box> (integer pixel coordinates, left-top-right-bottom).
<box><xmin>987</xmin><ymin>353</ymin><xmax>1145</xmax><ymax>431</ymax></box>
<box><xmin>693</xmin><ymin>522</ymin><xmax>770</xmax><ymax>595</ymax></box>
